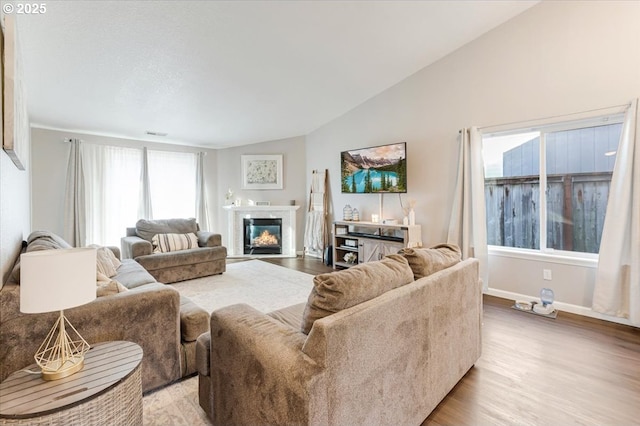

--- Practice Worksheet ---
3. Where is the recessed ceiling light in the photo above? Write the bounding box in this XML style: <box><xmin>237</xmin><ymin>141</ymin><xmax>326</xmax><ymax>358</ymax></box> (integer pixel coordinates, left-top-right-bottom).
<box><xmin>145</xmin><ymin>130</ymin><xmax>168</xmax><ymax>137</ymax></box>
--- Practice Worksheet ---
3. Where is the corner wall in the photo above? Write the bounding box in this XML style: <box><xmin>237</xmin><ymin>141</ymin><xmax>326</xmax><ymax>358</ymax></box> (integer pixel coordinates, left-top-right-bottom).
<box><xmin>306</xmin><ymin>1</ymin><xmax>640</xmax><ymax>318</ymax></box>
<box><xmin>215</xmin><ymin>136</ymin><xmax>307</xmax><ymax>252</ymax></box>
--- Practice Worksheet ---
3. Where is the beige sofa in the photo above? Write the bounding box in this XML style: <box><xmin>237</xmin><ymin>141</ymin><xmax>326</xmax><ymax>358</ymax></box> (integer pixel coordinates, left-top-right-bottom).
<box><xmin>0</xmin><ymin>231</ymin><xmax>209</xmax><ymax>393</ymax></box>
<box><xmin>121</xmin><ymin>218</ymin><xmax>227</xmax><ymax>284</ymax></box>
<box><xmin>196</xmin><ymin>248</ymin><xmax>482</xmax><ymax>425</ymax></box>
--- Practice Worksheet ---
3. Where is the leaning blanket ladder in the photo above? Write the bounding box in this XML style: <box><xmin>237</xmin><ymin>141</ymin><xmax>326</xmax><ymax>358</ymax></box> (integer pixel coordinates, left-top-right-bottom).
<box><xmin>303</xmin><ymin>169</ymin><xmax>329</xmax><ymax>261</ymax></box>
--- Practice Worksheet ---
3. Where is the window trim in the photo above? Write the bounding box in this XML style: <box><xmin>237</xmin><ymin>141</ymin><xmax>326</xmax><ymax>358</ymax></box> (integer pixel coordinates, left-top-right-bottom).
<box><xmin>481</xmin><ymin>112</ymin><xmax>624</xmax><ymax>260</ymax></box>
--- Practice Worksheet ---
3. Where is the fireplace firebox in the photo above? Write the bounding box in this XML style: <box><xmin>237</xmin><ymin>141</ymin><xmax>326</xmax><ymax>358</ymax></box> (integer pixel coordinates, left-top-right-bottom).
<box><xmin>243</xmin><ymin>218</ymin><xmax>282</xmax><ymax>255</ymax></box>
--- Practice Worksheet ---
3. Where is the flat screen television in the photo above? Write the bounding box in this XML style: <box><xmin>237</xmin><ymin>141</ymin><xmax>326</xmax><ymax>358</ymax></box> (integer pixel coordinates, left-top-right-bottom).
<box><xmin>341</xmin><ymin>142</ymin><xmax>407</xmax><ymax>193</ymax></box>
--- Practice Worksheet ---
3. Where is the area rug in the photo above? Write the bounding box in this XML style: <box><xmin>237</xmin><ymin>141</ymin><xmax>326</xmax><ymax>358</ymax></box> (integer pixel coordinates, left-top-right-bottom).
<box><xmin>142</xmin><ymin>260</ymin><xmax>315</xmax><ymax>425</ymax></box>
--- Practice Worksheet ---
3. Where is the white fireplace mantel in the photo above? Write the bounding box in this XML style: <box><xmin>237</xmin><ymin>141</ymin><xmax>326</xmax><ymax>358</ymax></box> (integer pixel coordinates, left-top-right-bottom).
<box><xmin>223</xmin><ymin>205</ymin><xmax>300</xmax><ymax>258</ymax></box>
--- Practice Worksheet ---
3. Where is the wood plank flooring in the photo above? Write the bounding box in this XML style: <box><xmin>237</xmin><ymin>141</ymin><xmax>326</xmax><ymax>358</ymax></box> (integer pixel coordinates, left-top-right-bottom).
<box><xmin>265</xmin><ymin>257</ymin><xmax>640</xmax><ymax>425</ymax></box>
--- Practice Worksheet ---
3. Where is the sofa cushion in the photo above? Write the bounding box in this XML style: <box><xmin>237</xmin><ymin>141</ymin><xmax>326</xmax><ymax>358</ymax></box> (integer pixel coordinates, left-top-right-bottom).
<box><xmin>97</xmin><ymin>279</ymin><xmax>129</xmax><ymax>297</ymax></box>
<box><xmin>152</xmin><ymin>232</ymin><xmax>199</xmax><ymax>254</ymax></box>
<box><xmin>10</xmin><ymin>232</ymin><xmax>72</xmax><ymax>284</ymax></box>
<box><xmin>136</xmin><ymin>218</ymin><xmax>198</xmax><ymax>243</ymax></box>
<box><xmin>301</xmin><ymin>254</ymin><xmax>413</xmax><ymax>334</ymax></box>
<box><xmin>93</xmin><ymin>245</ymin><xmax>121</xmax><ymax>277</ymax></box>
<box><xmin>268</xmin><ymin>303</ymin><xmax>306</xmax><ymax>330</ymax></box>
<box><xmin>179</xmin><ymin>295</ymin><xmax>210</xmax><ymax>342</ymax></box>
<box><xmin>398</xmin><ymin>244</ymin><xmax>462</xmax><ymax>280</ymax></box>
<box><xmin>113</xmin><ymin>259</ymin><xmax>157</xmax><ymax>289</ymax></box>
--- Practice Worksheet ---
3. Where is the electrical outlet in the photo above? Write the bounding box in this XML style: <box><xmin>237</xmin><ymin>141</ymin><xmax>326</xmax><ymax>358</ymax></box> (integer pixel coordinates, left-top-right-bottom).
<box><xmin>543</xmin><ymin>269</ymin><xmax>552</xmax><ymax>281</ymax></box>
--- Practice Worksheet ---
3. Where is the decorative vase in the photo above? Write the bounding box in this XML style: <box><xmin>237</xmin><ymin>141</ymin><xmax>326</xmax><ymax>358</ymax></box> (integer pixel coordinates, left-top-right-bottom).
<box><xmin>403</xmin><ymin>216</ymin><xmax>409</xmax><ymax>225</ymax></box>
<box><xmin>343</xmin><ymin>204</ymin><xmax>353</xmax><ymax>221</ymax></box>
<box><xmin>352</xmin><ymin>208</ymin><xmax>359</xmax><ymax>221</ymax></box>
<box><xmin>408</xmin><ymin>208</ymin><xmax>415</xmax><ymax>226</ymax></box>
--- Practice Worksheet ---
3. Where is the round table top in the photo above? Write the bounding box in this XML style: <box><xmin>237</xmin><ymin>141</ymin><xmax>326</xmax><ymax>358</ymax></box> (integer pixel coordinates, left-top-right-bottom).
<box><xmin>0</xmin><ymin>341</ymin><xmax>142</xmax><ymax>418</ymax></box>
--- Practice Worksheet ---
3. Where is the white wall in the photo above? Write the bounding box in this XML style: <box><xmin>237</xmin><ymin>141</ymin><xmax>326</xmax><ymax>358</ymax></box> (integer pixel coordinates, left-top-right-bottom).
<box><xmin>215</xmin><ymin>136</ymin><xmax>307</xmax><ymax>252</ymax></box>
<box><xmin>30</xmin><ymin>128</ymin><xmax>218</xmax><ymax>239</ymax></box>
<box><xmin>306</xmin><ymin>1</ymin><xmax>640</xmax><ymax>317</ymax></box>
<box><xmin>0</xmin><ymin>148</ymin><xmax>31</xmax><ymax>284</ymax></box>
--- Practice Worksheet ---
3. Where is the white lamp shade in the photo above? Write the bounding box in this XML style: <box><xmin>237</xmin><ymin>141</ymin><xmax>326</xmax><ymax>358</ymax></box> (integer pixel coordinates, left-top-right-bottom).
<box><xmin>20</xmin><ymin>248</ymin><xmax>97</xmax><ymax>314</ymax></box>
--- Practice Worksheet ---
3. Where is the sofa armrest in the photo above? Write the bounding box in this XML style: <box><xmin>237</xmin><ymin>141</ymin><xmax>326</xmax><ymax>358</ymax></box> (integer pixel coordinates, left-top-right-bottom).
<box><xmin>197</xmin><ymin>231</ymin><xmax>222</xmax><ymax>247</ymax></box>
<box><xmin>209</xmin><ymin>304</ymin><xmax>326</xmax><ymax>425</ymax></box>
<box><xmin>121</xmin><ymin>235</ymin><xmax>153</xmax><ymax>259</ymax></box>
<box><xmin>0</xmin><ymin>283</ymin><xmax>182</xmax><ymax>393</ymax></box>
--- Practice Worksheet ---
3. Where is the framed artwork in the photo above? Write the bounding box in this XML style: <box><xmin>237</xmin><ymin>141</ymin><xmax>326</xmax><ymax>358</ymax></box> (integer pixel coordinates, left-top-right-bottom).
<box><xmin>2</xmin><ymin>15</ymin><xmax>28</xmax><ymax>170</ymax></box>
<box><xmin>241</xmin><ymin>154</ymin><xmax>283</xmax><ymax>189</ymax></box>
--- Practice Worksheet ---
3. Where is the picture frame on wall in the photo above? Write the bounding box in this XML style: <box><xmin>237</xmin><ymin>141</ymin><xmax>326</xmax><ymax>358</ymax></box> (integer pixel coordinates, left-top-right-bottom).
<box><xmin>241</xmin><ymin>154</ymin><xmax>283</xmax><ymax>190</ymax></box>
<box><xmin>2</xmin><ymin>15</ymin><xmax>28</xmax><ymax>171</ymax></box>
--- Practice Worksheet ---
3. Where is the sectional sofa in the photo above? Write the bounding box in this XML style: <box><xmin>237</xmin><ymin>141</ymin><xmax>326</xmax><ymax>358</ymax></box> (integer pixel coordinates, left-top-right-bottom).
<box><xmin>197</xmin><ymin>246</ymin><xmax>482</xmax><ymax>425</ymax></box>
<box><xmin>0</xmin><ymin>231</ymin><xmax>209</xmax><ymax>393</ymax></box>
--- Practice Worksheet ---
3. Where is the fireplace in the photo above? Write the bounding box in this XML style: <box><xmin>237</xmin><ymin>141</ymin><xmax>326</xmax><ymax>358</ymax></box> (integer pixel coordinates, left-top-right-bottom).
<box><xmin>243</xmin><ymin>218</ymin><xmax>282</xmax><ymax>255</ymax></box>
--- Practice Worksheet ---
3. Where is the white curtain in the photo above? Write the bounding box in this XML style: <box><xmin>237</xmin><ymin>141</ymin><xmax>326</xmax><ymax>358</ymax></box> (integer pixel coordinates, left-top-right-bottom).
<box><xmin>63</xmin><ymin>139</ymin><xmax>86</xmax><ymax>246</ymax></box>
<box><xmin>196</xmin><ymin>152</ymin><xmax>210</xmax><ymax>230</ymax></box>
<box><xmin>83</xmin><ymin>144</ymin><xmax>142</xmax><ymax>246</ymax></box>
<box><xmin>593</xmin><ymin>99</ymin><xmax>640</xmax><ymax>325</ymax></box>
<box><xmin>147</xmin><ymin>150</ymin><xmax>197</xmax><ymax>220</ymax></box>
<box><xmin>447</xmin><ymin>127</ymin><xmax>489</xmax><ymax>289</ymax></box>
<box><xmin>138</xmin><ymin>147</ymin><xmax>153</xmax><ymax>220</ymax></box>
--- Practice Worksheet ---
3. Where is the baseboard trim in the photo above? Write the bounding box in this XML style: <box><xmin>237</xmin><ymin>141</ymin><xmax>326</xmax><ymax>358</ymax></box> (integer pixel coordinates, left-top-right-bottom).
<box><xmin>485</xmin><ymin>288</ymin><xmax>635</xmax><ymax>327</ymax></box>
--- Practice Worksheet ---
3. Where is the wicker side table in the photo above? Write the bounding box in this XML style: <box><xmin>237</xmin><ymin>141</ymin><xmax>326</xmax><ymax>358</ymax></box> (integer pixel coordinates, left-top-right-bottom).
<box><xmin>0</xmin><ymin>341</ymin><xmax>143</xmax><ymax>425</ymax></box>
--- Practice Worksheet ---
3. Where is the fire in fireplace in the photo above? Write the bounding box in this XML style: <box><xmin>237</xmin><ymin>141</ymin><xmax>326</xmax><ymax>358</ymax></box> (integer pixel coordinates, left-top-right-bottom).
<box><xmin>243</xmin><ymin>218</ymin><xmax>282</xmax><ymax>255</ymax></box>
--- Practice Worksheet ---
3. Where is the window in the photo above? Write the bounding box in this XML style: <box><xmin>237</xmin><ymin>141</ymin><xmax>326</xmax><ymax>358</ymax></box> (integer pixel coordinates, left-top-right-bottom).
<box><xmin>82</xmin><ymin>145</ymin><xmax>198</xmax><ymax>246</ymax></box>
<box><xmin>83</xmin><ymin>144</ymin><xmax>142</xmax><ymax>247</ymax></box>
<box><xmin>482</xmin><ymin>117</ymin><xmax>623</xmax><ymax>255</ymax></box>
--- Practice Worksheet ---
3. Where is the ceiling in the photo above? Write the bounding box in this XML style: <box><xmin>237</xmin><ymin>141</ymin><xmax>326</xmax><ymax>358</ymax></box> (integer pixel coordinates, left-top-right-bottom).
<box><xmin>16</xmin><ymin>1</ymin><xmax>538</xmax><ymax>149</ymax></box>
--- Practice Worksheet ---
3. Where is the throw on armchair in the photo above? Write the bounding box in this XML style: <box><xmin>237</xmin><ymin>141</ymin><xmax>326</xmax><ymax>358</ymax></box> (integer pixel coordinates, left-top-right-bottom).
<box><xmin>121</xmin><ymin>218</ymin><xmax>227</xmax><ymax>283</ymax></box>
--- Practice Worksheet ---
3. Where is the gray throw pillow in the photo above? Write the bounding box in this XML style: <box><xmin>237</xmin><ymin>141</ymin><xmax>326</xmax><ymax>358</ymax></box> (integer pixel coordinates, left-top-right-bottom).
<box><xmin>301</xmin><ymin>254</ymin><xmax>414</xmax><ymax>334</ymax></box>
<box><xmin>398</xmin><ymin>243</ymin><xmax>461</xmax><ymax>280</ymax></box>
<box><xmin>135</xmin><ymin>218</ymin><xmax>198</xmax><ymax>242</ymax></box>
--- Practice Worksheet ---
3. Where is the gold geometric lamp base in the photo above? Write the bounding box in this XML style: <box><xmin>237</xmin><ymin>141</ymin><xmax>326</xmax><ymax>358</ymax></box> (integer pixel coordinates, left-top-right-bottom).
<box><xmin>35</xmin><ymin>310</ymin><xmax>91</xmax><ymax>381</ymax></box>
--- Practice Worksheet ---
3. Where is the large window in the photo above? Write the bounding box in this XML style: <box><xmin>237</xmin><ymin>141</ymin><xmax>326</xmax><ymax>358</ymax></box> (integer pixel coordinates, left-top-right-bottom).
<box><xmin>482</xmin><ymin>117</ymin><xmax>623</xmax><ymax>255</ymax></box>
<box><xmin>82</xmin><ymin>145</ymin><xmax>198</xmax><ymax>246</ymax></box>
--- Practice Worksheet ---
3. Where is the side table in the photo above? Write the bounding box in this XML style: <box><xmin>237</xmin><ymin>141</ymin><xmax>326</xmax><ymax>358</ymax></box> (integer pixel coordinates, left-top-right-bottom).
<box><xmin>0</xmin><ymin>341</ymin><xmax>143</xmax><ymax>425</ymax></box>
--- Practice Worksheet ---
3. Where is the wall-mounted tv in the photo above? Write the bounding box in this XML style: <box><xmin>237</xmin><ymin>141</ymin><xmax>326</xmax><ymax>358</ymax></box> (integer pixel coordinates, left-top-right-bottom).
<box><xmin>341</xmin><ymin>142</ymin><xmax>407</xmax><ymax>193</ymax></box>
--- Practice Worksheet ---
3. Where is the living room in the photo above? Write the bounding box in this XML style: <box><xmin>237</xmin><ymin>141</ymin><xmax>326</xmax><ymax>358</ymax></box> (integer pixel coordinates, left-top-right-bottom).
<box><xmin>1</xmin><ymin>1</ymin><xmax>639</xmax><ymax>425</ymax></box>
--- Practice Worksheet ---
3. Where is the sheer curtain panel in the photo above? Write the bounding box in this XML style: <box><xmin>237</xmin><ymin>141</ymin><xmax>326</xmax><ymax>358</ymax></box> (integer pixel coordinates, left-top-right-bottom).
<box><xmin>83</xmin><ymin>144</ymin><xmax>142</xmax><ymax>246</ymax></box>
<box><xmin>196</xmin><ymin>152</ymin><xmax>210</xmax><ymax>230</ymax></box>
<box><xmin>593</xmin><ymin>99</ymin><xmax>640</xmax><ymax>325</ymax></box>
<box><xmin>447</xmin><ymin>127</ymin><xmax>489</xmax><ymax>289</ymax></box>
<box><xmin>138</xmin><ymin>147</ymin><xmax>153</xmax><ymax>220</ymax></box>
<box><xmin>147</xmin><ymin>150</ymin><xmax>197</xmax><ymax>220</ymax></box>
<box><xmin>63</xmin><ymin>139</ymin><xmax>86</xmax><ymax>247</ymax></box>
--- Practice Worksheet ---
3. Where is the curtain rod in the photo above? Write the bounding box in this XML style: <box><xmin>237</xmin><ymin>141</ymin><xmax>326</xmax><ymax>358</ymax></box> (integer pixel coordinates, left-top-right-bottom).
<box><xmin>474</xmin><ymin>102</ymin><xmax>631</xmax><ymax>134</ymax></box>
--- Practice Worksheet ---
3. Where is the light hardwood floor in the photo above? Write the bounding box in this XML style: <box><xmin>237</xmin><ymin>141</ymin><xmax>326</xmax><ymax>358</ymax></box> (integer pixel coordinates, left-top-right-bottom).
<box><xmin>265</xmin><ymin>257</ymin><xmax>640</xmax><ymax>425</ymax></box>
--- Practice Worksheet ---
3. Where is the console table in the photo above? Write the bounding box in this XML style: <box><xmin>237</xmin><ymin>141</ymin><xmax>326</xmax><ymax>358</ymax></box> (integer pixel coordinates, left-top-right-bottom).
<box><xmin>0</xmin><ymin>341</ymin><xmax>143</xmax><ymax>425</ymax></box>
<box><xmin>333</xmin><ymin>221</ymin><xmax>422</xmax><ymax>269</ymax></box>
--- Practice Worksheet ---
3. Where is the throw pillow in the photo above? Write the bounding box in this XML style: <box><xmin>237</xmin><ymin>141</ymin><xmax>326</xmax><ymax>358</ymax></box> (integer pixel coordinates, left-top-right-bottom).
<box><xmin>90</xmin><ymin>245</ymin><xmax>122</xmax><ymax>278</ymax></box>
<box><xmin>301</xmin><ymin>254</ymin><xmax>414</xmax><ymax>334</ymax></box>
<box><xmin>398</xmin><ymin>243</ymin><xmax>462</xmax><ymax>280</ymax></box>
<box><xmin>152</xmin><ymin>233</ymin><xmax>199</xmax><ymax>253</ymax></box>
<box><xmin>96</xmin><ymin>272</ymin><xmax>129</xmax><ymax>297</ymax></box>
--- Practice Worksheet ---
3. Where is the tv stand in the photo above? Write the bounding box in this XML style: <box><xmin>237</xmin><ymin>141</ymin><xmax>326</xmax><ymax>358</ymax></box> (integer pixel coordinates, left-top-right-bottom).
<box><xmin>332</xmin><ymin>221</ymin><xmax>422</xmax><ymax>269</ymax></box>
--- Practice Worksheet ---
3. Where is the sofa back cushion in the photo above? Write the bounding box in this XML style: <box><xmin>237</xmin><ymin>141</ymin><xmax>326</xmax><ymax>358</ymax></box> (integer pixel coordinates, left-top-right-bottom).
<box><xmin>9</xmin><ymin>231</ymin><xmax>73</xmax><ymax>284</ymax></box>
<box><xmin>398</xmin><ymin>244</ymin><xmax>461</xmax><ymax>280</ymax></box>
<box><xmin>301</xmin><ymin>254</ymin><xmax>413</xmax><ymax>334</ymax></box>
<box><xmin>135</xmin><ymin>218</ymin><xmax>199</xmax><ymax>242</ymax></box>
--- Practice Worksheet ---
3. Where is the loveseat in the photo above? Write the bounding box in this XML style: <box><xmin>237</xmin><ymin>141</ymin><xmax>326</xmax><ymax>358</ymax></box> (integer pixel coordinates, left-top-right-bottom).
<box><xmin>121</xmin><ymin>218</ymin><xmax>227</xmax><ymax>284</ymax></box>
<box><xmin>0</xmin><ymin>231</ymin><xmax>209</xmax><ymax>393</ymax></box>
<box><xmin>196</xmin><ymin>247</ymin><xmax>482</xmax><ymax>425</ymax></box>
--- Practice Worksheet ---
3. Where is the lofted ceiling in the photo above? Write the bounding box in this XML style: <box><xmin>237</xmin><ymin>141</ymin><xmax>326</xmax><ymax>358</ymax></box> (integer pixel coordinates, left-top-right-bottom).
<box><xmin>15</xmin><ymin>1</ymin><xmax>538</xmax><ymax>148</ymax></box>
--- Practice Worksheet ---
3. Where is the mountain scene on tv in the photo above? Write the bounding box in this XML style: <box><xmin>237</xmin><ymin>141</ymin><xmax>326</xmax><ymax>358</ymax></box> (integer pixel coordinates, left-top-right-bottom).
<box><xmin>341</xmin><ymin>143</ymin><xmax>407</xmax><ymax>193</ymax></box>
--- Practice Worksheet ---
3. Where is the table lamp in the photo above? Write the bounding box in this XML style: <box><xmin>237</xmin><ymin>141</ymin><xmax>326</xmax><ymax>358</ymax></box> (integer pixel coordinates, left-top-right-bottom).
<box><xmin>20</xmin><ymin>248</ymin><xmax>96</xmax><ymax>380</ymax></box>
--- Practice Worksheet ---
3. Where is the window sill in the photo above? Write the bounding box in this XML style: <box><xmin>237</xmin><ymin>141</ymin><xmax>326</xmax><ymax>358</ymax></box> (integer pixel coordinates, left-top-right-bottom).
<box><xmin>488</xmin><ymin>246</ymin><xmax>598</xmax><ymax>268</ymax></box>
